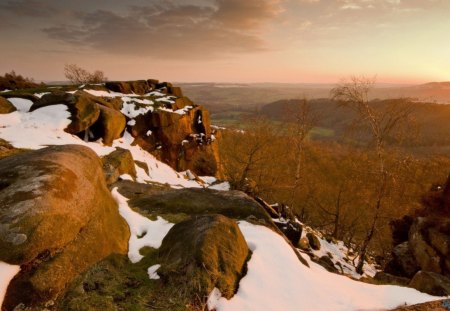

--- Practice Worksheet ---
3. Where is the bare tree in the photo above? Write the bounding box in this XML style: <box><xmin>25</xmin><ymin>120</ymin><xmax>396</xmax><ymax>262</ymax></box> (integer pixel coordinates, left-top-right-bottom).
<box><xmin>284</xmin><ymin>99</ymin><xmax>318</xmax><ymax>211</ymax></box>
<box><xmin>64</xmin><ymin>64</ymin><xmax>107</xmax><ymax>84</ymax></box>
<box><xmin>331</xmin><ymin>76</ymin><xmax>416</xmax><ymax>274</ymax></box>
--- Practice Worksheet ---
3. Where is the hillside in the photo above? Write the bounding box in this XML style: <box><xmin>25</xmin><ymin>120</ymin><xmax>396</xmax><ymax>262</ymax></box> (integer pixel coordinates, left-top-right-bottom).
<box><xmin>0</xmin><ymin>81</ymin><xmax>447</xmax><ymax>310</ymax></box>
<box><xmin>260</xmin><ymin>98</ymin><xmax>450</xmax><ymax>150</ymax></box>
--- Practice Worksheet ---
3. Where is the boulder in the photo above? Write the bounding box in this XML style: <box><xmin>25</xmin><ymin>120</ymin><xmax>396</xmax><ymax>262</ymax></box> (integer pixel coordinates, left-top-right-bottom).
<box><xmin>119</xmin><ymin>183</ymin><xmax>274</xmax><ymax>225</ymax></box>
<box><xmin>306</xmin><ymin>232</ymin><xmax>321</xmax><ymax>250</ymax></box>
<box><xmin>391</xmin><ymin>242</ymin><xmax>420</xmax><ymax>278</ymax></box>
<box><xmin>158</xmin><ymin>215</ymin><xmax>250</xmax><ymax>303</ymax></box>
<box><xmin>0</xmin><ymin>145</ymin><xmax>129</xmax><ymax>309</ymax></box>
<box><xmin>30</xmin><ymin>92</ymin><xmax>100</xmax><ymax>135</ymax></box>
<box><xmin>102</xmin><ymin>147</ymin><xmax>137</xmax><ymax>185</ymax></box>
<box><xmin>0</xmin><ymin>96</ymin><xmax>16</xmax><ymax>114</ymax></box>
<box><xmin>91</xmin><ymin>104</ymin><xmax>126</xmax><ymax>146</ymax></box>
<box><xmin>373</xmin><ymin>272</ymin><xmax>410</xmax><ymax>286</ymax></box>
<box><xmin>315</xmin><ymin>256</ymin><xmax>339</xmax><ymax>274</ymax></box>
<box><xmin>409</xmin><ymin>271</ymin><xmax>450</xmax><ymax>296</ymax></box>
<box><xmin>275</xmin><ymin>221</ymin><xmax>302</xmax><ymax>246</ymax></box>
<box><xmin>298</xmin><ymin>237</ymin><xmax>310</xmax><ymax>251</ymax></box>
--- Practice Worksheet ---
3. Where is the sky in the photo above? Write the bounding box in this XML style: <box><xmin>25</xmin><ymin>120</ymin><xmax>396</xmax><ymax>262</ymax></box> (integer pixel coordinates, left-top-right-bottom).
<box><xmin>0</xmin><ymin>0</ymin><xmax>449</xmax><ymax>84</ymax></box>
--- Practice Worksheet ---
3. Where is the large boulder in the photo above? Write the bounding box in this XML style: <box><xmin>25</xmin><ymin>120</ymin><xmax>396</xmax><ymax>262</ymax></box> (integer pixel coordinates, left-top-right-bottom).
<box><xmin>409</xmin><ymin>271</ymin><xmax>450</xmax><ymax>296</ymax></box>
<box><xmin>30</xmin><ymin>92</ymin><xmax>100</xmax><ymax>135</ymax></box>
<box><xmin>116</xmin><ymin>182</ymin><xmax>274</xmax><ymax>225</ymax></box>
<box><xmin>0</xmin><ymin>96</ymin><xmax>16</xmax><ymax>114</ymax></box>
<box><xmin>91</xmin><ymin>104</ymin><xmax>126</xmax><ymax>146</ymax></box>
<box><xmin>158</xmin><ymin>215</ymin><xmax>250</xmax><ymax>304</ymax></box>
<box><xmin>102</xmin><ymin>147</ymin><xmax>137</xmax><ymax>185</ymax></box>
<box><xmin>0</xmin><ymin>145</ymin><xmax>129</xmax><ymax>309</ymax></box>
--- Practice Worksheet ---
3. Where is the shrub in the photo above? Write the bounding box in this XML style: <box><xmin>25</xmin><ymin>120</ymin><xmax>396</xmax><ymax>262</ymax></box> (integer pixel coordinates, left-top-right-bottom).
<box><xmin>0</xmin><ymin>71</ymin><xmax>41</xmax><ymax>91</ymax></box>
<box><xmin>64</xmin><ymin>64</ymin><xmax>107</xmax><ymax>84</ymax></box>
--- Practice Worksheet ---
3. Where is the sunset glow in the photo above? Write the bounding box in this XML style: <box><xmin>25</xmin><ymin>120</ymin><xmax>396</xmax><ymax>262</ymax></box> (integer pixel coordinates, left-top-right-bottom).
<box><xmin>0</xmin><ymin>0</ymin><xmax>449</xmax><ymax>83</ymax></box>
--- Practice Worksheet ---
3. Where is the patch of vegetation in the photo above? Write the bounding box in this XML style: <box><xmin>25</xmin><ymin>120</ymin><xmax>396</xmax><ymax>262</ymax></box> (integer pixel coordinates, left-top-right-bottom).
<box><xmin>0</xmin><ymin>139</ymin><xmax>28</xmax><ymax>159</ymax></box>
<box><xmin>0</xmin><ymin>71</ymin><xmax>43</xmax><ymax>91</ymax></box>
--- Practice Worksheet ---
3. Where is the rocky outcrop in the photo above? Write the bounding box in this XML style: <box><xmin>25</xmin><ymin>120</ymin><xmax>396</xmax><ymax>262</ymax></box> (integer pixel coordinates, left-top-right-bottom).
<box><xmin>0</xmin><ymin>145</ymin><xmax>129</xmax><ymax>309</ymax></box>
<box><xmin>127</xmin><ymin>98</ymin><xmax>220</xmax><ymax>177</ymax></box>
<box><xmin>158</xmin><ymin>215</ymin><xmax>250</xmax><ymax>304</ymax></box>
<box><xmin>0</xmin><ymin>96</ymin><xmax>16</xmax><ymax>114</ymax></box>
<box><xmin>385</xmin><ymin>174</ymin><xmax>450</xmax><ymax>295</ymax></box>
<box><xmin>10</xmin><ymin>80</ymin><xmax>221</xmax><ymax>177</ymax></box>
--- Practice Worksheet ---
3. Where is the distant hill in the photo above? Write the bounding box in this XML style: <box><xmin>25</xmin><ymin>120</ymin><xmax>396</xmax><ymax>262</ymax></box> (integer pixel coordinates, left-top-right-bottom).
<box><xmin>180</xmin><ymin>81</ymin><xmax>450</xmax><ymax>117</ymax></box>
<box><xmin>260</xmin><ymin>98</ymin><xmax>450</xmax><ymax>149</ymax></box>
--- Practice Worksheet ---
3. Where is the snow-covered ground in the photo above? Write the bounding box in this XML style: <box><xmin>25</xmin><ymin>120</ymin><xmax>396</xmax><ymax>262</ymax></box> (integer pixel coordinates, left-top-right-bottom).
<box><xmin>208</xmin><ymin>222</ymin><xmax>444</xmax><ymax>311</ymax></box>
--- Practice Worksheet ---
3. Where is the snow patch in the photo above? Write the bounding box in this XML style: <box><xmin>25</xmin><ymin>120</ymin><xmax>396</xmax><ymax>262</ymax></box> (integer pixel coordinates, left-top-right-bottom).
<box><xmin>119</xmin><ymin>174</ymin><xmax>134</xmax><ymax>181</ymax></box>
<box><xmin>147</xmin><ymin>264</ymin><xmax>161</xmax><ymax>280</ymax></box>
<box><xmin>208</xmin><ymin>182</ymin><xmax>230</xmax><ymax>191</ymax></box>
<box><xmin>111</xmin><ymin>188</ymin><xmax>174</xmax><ymax>263</ymax></box>
<box><xmin>8</xmin><ymin>98</ymin><xmax>33</xmax><ymax>112</ymax></box>
<box><xmin>0</xmin><ymin>262</ymin><xmax>20</xmax><ymax>307</ymax></box>
<box><xmin>33</xmin><ymin>92</ymin><xmax>50</xmax><ymax>98</ymax></box>
<box><xmin>211</xmin><ymin>222</ymin><xmax>442</xmax><ymax>311</ymax></box>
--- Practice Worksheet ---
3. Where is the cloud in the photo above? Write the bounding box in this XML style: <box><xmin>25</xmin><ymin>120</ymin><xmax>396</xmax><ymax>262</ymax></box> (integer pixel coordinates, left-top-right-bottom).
<box><xmin>41</xmin><ymin>0</ymin><xmax>282</xmax><ymax>59</ymax></box>
<box><xmin>0</xmin><ymin>0</ymin><xmax>57</xmax><ymax>17</ymax></box>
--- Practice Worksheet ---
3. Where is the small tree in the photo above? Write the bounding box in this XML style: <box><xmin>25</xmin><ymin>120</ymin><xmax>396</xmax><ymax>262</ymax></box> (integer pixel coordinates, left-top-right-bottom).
<box><xmin>64</xmin><ymin>64</ymin><xmax>107</xmax><ymax>84</ymax></box>
<box><xmin>331</xmin><ymin>76</ymin><xmax>416</xmax><ymax>274</ymax></box>
<box><xmin>283</xmin><ymin>99</ymin><xmax>318</xmax><ymax>212</ymax></box>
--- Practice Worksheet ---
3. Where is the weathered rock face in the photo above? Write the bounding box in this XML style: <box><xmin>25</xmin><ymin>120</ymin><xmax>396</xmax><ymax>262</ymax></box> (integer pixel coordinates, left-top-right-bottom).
<box><xmin>0</xmin><ymin>145</ymin><xmax>129</xmax><ymax>309</ymax></box>
<box><xmin>158</xmin><ymin>215</ymin><xmax>250</xmax><ymax>302</ymax></box>
<box><xmin>0</xmin><ymin>96</ymin><xmax>16</xmax><ymax>114</ymax></box>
